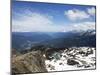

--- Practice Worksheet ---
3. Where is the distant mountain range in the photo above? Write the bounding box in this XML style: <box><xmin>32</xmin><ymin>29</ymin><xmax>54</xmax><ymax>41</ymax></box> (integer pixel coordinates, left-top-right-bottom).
<box><xmin>12</xmin><ymin>30</ymin><xmax>96</xmax><ymax>51</ymax></box>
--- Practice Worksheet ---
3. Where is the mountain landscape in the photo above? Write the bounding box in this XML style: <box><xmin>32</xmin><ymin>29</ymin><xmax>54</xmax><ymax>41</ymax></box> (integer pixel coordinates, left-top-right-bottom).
<box><xmin>12</xmin><ymin>1</ymin><xmax>96</xmax><ymax>74</ymax></box>
<box><xmin>12</xmin><ymin>30</ymin><xmax>96</xmax><ymax>74</ymax></box>
<box><xmin>12</xmin><ymin>30</ymin><xmax>96</xmax><ymax>51</ymax></box>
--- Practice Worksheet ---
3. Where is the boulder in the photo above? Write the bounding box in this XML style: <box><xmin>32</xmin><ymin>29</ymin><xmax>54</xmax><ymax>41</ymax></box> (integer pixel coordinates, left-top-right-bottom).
<box><xmin>67</xmin><ymin>59</ymin><xmax>79</xmax><ymax>65</ymax></box>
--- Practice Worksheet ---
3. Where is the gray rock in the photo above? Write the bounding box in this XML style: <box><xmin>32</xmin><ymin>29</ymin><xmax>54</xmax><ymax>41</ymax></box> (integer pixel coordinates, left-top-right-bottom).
<box><xmin>67</xmin><ymin>59</ymin><xmax>79</xmax><ymax>65</ymax></box>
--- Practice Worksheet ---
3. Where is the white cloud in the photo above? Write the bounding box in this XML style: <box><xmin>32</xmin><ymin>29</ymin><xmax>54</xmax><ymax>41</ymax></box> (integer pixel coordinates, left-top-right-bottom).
<box><xmin>12</xmin><ymin>10</ymin><xmax>65</xmax><ymax>32</ymax></box>
<box><xmin>72</xmin><ymin>22</ymin><xmax>95</xmax><ymax>31</ymax></box>
<box><xmin>65</xmin><ymin>22</ymin><xmax>95</xmax><ymax>32</ymax></box>
<box><xmin>12</xmin><ymin>10</ymin><xmax>95</xmax><ymax>32</ymax></box>
<box><xmin>65</xmin><ymin>9</ymin><xmax>90</xmax><ymax>21</ymax></box>
<box><xmin>87</xmin><ymin>7</ymin><xmax>96</xmax><ymax>16</ymax></box>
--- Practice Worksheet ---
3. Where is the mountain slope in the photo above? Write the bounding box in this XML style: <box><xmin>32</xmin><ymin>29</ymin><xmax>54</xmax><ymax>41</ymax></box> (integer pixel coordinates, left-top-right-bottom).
<box><xmin>12</xmin><ymin>50</ymin><xmax>47</xmax><ymax>74</ymax></box>
<box><xmin>40</xmin><ymin>30</ymin><xmax>96</xmax><ymax>48</ymax></box>
<box><xmin>12</xmin><ymin>30</ymin><xmax>96</xmax><ymax>50</ymax></box>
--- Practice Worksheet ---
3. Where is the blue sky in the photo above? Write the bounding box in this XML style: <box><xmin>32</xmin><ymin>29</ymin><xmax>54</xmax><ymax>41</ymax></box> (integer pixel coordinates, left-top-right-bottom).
<box><xmin>12</xmin><ymin>1</ymin><xmax>96</xmax><ymax>32</ymax></box>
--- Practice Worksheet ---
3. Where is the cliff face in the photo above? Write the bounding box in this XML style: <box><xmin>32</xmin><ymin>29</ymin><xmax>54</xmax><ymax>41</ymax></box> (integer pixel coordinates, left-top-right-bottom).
<box><xmin>12</xmin><ymin>51</ymin><xmax>47</xmax><ymax>74</ymax></box>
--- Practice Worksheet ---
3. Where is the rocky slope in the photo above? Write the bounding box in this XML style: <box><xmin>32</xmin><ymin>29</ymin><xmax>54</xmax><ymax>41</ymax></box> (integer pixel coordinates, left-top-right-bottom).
<box><xmin>12</xmin><ymin>47</ymin><xmax>96</xmax><ymax>74</ymax></box>
<box><xmin>12</xmin><ymin>50</ymin><xmax>47</xmax><ymax>74</ymax></box>
<box><xmin>45</xmin><ymin>47</ymin><xmax>96</xmax><ymax>71</ymax></box>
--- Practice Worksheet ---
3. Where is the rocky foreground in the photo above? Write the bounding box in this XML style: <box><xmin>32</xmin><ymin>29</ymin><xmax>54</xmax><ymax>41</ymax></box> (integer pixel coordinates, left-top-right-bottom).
<box><xmin>12</xmin><ymin>47</ymin><xmax>96</xmax><ymax>74</ymax></box>
<box><xmin>12</xmin><ymin>50</ymin><xmax>47</xmax><ymax>74</ymax></box>
<box><xmin>45</xmin><ymin>47</ymin><xmax>96</xmax><ymax>71</ymax></box>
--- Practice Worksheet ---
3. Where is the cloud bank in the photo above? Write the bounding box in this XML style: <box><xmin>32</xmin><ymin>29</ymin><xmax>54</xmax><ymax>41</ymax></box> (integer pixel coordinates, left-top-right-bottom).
<box><xmin>64</xmin><ymin>7</ymin><xmax>95</xmax><ymax>21</ymax></box>
<box><xmin>12</xmin><ymin>7</ymin><xmax>95</xmax><ymax>32</ymax></box>
<box><xmin>12</xmin><ymin>10</ymin><xmax>65</xmax><ymax>32</ymax></box>
<box><xmin>65</xmin><ymin>9</ymin><xmax>90</xmax><ymax>21</ymax></box>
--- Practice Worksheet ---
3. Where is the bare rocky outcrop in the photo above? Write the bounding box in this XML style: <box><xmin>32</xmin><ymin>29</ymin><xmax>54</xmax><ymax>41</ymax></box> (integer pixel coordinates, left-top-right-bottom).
<box><xmin>12</xmin><ymin>51</ymin><xmax>47</xmax><ymax>74</ymax></box>
<box><xmin>45</xmin><ymin>47</ymin><xmax>96</xmax><ymax>71</ymax></box>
